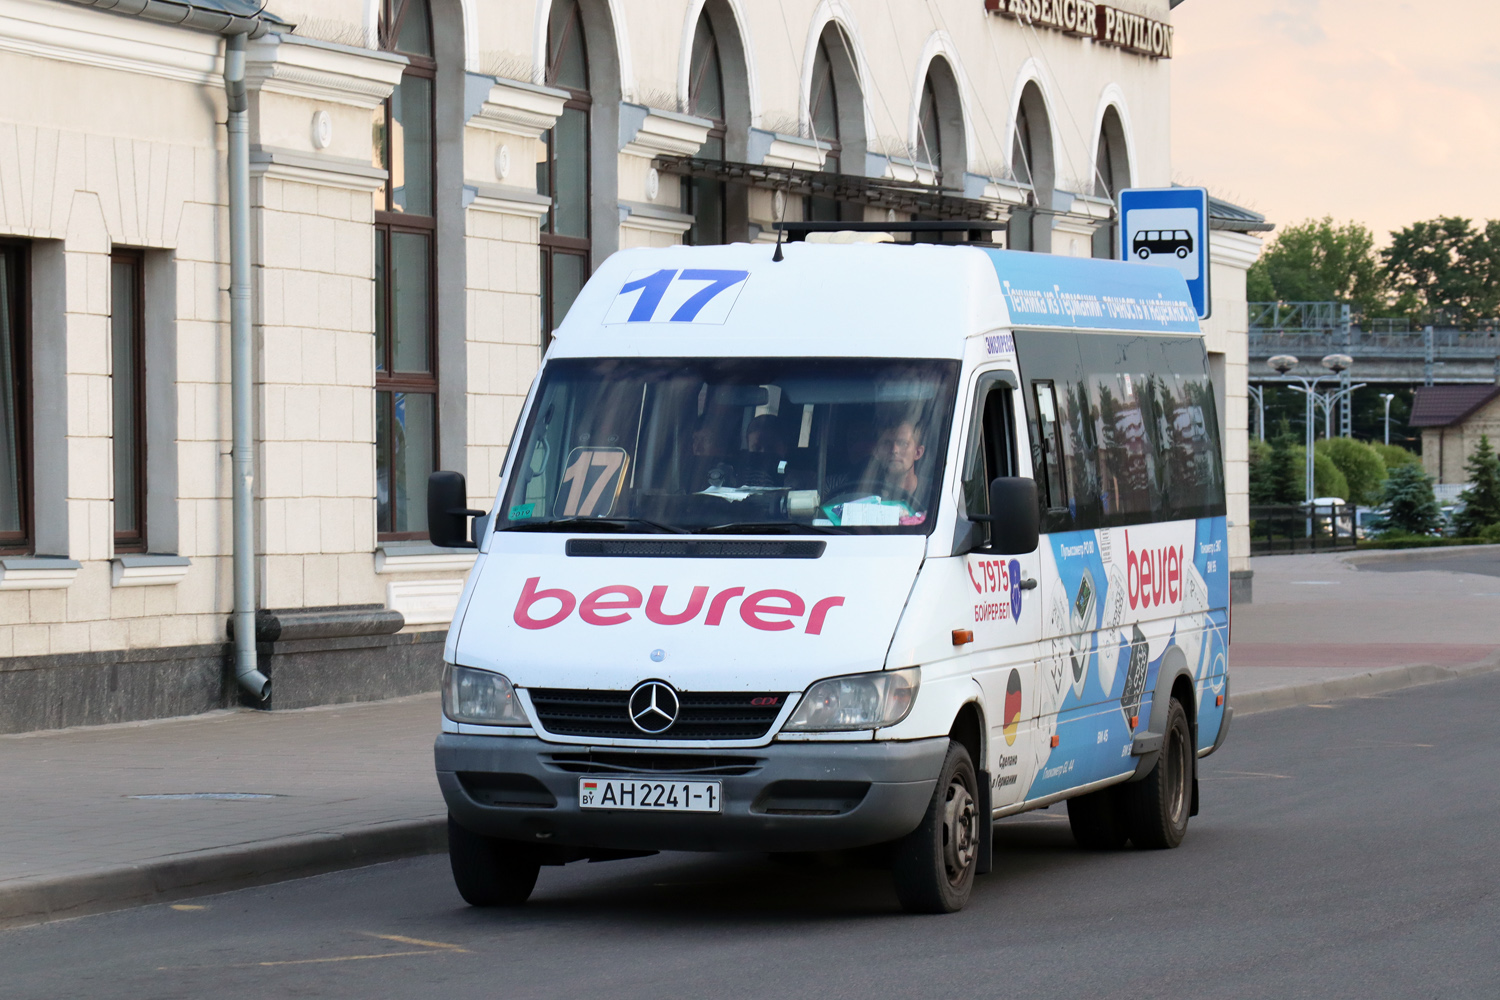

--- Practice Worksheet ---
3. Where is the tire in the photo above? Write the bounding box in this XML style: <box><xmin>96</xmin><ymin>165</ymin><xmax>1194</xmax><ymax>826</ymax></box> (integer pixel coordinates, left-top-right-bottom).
<box><xmin>1126</xmin><ymin>698</ymin><xmax>1193</xmax><ymax>849</ymax></box>
<box><xmin>447</xmin><ymin>815</ymin><xmax>541</xmax><ymax>906</ymax></box>
<box><xmin>1137</xmin><ymin>247</ymin><xmax>1150</xmax><ymax>260</ymax></box>
<box><xmin>1067</xmin><ymin>785</ymin><xmax>1129</xmax><ymax>850</ymax></box>
<box><xmin>1176</xmin><ymin>246</ymin><xmax>1189</xmax><ymax>258</ymax></box>
<box><xmin>891</xmin><ymin>741</ymin><xmax>981</xmax><ymax>914</ymax></box>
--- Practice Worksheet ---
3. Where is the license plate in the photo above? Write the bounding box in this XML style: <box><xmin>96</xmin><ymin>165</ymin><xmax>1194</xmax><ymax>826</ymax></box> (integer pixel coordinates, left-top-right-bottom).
<box><xmin>577</xmin><ymin>778</ymin><xmax>721</xmax><ymax>813</ymax></box>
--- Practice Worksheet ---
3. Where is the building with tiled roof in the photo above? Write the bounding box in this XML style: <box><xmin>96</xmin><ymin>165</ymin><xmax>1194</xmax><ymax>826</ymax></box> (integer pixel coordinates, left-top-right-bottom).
<box><xmin>1409</xmin><ymin>384</ymin><xmax>1500</xmax><ymax>483</ymax></box>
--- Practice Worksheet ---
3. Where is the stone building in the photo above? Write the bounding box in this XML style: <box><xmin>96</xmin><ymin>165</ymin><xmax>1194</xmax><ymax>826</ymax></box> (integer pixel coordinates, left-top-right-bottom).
<box><xmin>1410</xmin><ymin>384</ymin><xmax>1500</xmax><ymax>486</ymax></box>
<box><xmin>0</xmin><ymin>0</ymin><xmax>1258</xmax><ymax>731</ymax></box>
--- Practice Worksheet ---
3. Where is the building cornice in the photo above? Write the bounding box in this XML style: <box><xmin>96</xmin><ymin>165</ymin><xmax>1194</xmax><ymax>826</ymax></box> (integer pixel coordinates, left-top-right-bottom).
<box><xmin>747</xmin><ymin>128</ymin><xmax>828</xmax><ymax>171</ymax></box>
<box><xmin>250</xmin><ymin>146</ymin><xmax>386</xmax><ymax>193</ymax></box>
<box><xmin>466</xmin><ymin>77</ymin><xmax>568</xmax><ymax>139</ymax></box>
<box><xmin>245</xmin><ymin>32</ymin><xmax>405</xmax><ymax>110</ymax></box>
<box><xmin>1209</xmin><ymin>228</ymin><xmax>1264</xmax><ymax>271</ymax></box>
<box><xmin>619</xmin><ymin>103</ymin><xmax>712</xmax><ymax>158</ymax></box>
<box><xmin>0</xmin><ymin>0</ymin><xmax>221</xmax><ymax>85</ymax></box>
<box><xmin>464</xmin><ymin>182</ymin><xmax>551</xmax><ymax>218</ymax></box>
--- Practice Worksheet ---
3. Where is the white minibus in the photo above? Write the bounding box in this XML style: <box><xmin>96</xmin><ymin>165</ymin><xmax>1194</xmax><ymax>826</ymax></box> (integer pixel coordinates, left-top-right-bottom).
<box><xmin>430</xmin><ymin>241</ymin><xmax>1231</xmax><ymax>913</ymax></box>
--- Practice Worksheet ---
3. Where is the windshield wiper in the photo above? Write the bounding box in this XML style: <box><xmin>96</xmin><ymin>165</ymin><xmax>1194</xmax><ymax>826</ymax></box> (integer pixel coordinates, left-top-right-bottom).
<box><xmin>502</xmin><ymin>517</ymin><xmax>689</xmax><ymax>534</ymax></box>
<box><xmin>696</xmin><ymin>521</ymin><xmax>841</xmax><ymax>535</ymax></box>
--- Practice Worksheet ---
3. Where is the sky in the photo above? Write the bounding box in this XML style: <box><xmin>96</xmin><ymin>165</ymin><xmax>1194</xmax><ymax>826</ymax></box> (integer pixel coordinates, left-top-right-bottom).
<box><xmin>1170</xmin><ymin>0</ymin><xmax>1500</xmax><ymax>243</ymax></box>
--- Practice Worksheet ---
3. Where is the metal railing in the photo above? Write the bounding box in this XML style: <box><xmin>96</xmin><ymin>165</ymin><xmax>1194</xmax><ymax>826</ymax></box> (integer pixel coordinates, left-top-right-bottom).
<box><xmin>1249</xmin><ymin>503</ymin><xmax>1359</xmax><ymax>555</ymax></box>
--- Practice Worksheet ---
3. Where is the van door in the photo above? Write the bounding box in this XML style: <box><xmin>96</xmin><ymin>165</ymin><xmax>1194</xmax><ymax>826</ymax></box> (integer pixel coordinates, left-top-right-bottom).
<box><xmin>1025</xmin><ymin>373</ymin><xmax>1133</xmax><ymax>797</ymax></box>
<box><xmin>957</xmin><ymin>369</ymin><xmax>1042</xmax><ymax>809</ymax></box>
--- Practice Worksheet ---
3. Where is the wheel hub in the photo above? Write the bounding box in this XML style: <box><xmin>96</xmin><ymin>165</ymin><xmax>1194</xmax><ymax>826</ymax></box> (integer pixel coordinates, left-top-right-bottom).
<box><xmin>941</xmin><ymin>778</ymin><xmax>977</xmax><ymax>884</ymax></box>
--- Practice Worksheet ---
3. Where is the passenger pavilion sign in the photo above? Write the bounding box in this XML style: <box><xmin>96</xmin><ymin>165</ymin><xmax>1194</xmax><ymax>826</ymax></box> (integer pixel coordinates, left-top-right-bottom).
<box><xmin>984</xmin><ymin>1</ymin><xmax>1174</xmax><ymax>60</ymax></box>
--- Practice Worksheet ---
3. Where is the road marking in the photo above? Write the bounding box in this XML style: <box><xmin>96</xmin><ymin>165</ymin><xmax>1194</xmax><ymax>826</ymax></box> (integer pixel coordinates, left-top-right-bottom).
<box><xmin>169</xmin><ymin>905</ymin><xmax>206</xmax><ymax>911</ymax></box>
<box><xmin>1205</xmin><ymin>770</ymin><xmax>1292</xmax><ymax>780</ymax></box>
<box><xmin>1290</xmin><ymin>581</ymin><xmax>1340</xmax><ymax>585</ymax></box>
<box><xmin>154</xmin><ymin>933</ymin><xmax>469</xmax><ymax>970</ymax></box>
<box><xmin>1305</xmin><ymin>704</ymin><xmax>1336</xmax><ymax>709</ymax></box>
<box><xmin>363</xmin><ymin>933</ymin><xmax>467</xmax><ymax>951</ymax></box>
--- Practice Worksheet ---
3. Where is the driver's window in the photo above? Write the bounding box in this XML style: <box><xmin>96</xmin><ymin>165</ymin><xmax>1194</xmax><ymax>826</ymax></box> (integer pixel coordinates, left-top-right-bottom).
<box><xmin>962</xmin><ymin>375</ymin><xmax>1016</xmax><ymax>538</ymax></box>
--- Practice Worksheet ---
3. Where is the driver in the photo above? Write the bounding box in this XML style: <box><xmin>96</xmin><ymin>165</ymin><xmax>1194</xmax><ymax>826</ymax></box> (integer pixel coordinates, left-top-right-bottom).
<box><xmin>873</xmin><ymin>420</ymin><xmax>926</xmax><ymax>496</ymax></box>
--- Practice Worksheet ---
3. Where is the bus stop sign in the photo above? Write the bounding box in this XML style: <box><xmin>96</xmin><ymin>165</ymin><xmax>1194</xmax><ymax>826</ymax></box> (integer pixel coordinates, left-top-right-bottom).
<box><xmin>1119</xmin><ymin>187</ymin><xmax>1210</xmax><ymax>320</ymax></box>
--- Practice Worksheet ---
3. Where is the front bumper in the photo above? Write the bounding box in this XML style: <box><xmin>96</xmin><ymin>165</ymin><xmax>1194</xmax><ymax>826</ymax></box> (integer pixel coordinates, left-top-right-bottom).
<box><xmin>435</xmin><ymin>734</ymin><xmax>948</xmax><ymax>853</ymax></box>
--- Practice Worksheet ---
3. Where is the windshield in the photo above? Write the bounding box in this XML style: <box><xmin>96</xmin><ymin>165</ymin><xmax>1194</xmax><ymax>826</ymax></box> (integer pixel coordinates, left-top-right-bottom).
<box><xmin>497</xmin><ymin>358</ymin><xmax>960</xmax><ymax>534</ymax></box>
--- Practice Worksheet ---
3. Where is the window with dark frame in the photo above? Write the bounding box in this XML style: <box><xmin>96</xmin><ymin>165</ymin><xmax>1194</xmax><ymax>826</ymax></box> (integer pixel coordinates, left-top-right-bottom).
<box><xmin>539</xmin><ymin>0</ymin><xmax>592</xmax><ymax>348</ymax></box>
<box><xmin>917</xmin><ymin>75</ymin><xmax>942</xmax><ymax>177</ymax></box>
<box><xmin>1032</xmin><ymin>380</ymin><xmax>1068</xmax><ymax>512</ymax></box>
<box><xmin>806</xmin><ymin>34</ymin><xmax>859</xmax><ymax>224</ymax></box>
<box><xmin>683</xmin><ymin>14</ymin><xmax>727</xmax><ymax>246</ymax></box>
<box><xmin>0</xmin><ymin>243</ymin><xmax>29</xmax><ymax>554</ymax></box>
<box><xmin>110</xmin><ymin>250</ymin><xmax>146</xmax><ymax>552</ymax></box>
<box><xmin>374</xmin><ymin>0</ymin><xmax>438</xmax><ymax>539</ymax></box>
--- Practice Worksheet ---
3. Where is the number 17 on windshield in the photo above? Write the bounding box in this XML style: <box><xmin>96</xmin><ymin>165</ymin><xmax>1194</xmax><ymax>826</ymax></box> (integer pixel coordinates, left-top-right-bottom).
<box><xmin>603</xmin><ymin>268</ymin><xmax>750</xmax><ymax>325</ymax></box>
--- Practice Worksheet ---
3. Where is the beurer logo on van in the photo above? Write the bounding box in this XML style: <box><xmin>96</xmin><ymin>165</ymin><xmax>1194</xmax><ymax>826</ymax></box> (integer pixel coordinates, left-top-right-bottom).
<box><xmin>1124</xmin><ymin>531</ymin><xmax>1184</xmax><ymax>610</ymax></box>
<box><xmin>512</xmin><ymin>578</ymin><xmax>846</xmax><ymax>634</ymax></box>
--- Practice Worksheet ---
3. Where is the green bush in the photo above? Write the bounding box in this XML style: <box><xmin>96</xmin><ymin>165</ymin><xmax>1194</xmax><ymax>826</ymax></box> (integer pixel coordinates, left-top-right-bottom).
<box><xmin>1480</xmin><ymin>522</ymin><xmax>1500</xmax><ymax>543</ymax></box>
<box><xmin>1370</xmin><ymin>463</ymin><xmax>1443</xmax><ymax>536</ymax></box>
<box><xmin>1372</xmin><ymin>443</ymin><xmax>1421</xmax><ymax>472</ymax></box>
<box><xmin>1289</xmin><ymin>446</ymin><xmax>1349</xmax><ymax>500</ymax></box>
<box><xmin>1315</xmin><ymin>437</ymin><xmax>1388</xmax><ymax>505</ymax></box>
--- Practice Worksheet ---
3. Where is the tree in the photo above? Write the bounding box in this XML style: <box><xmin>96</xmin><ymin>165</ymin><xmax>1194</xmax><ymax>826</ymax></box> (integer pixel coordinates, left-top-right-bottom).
<box><xmin>1315</xmin><ymin>437</ymin><xmax>1387</xmax><ymax>506</ymax></box>
<box><xmin>1381</xmin><ymin>217</ymin><xmax>1500</xmax><ymax>327</ymax></box>
<box><xmin>1247</xmin><ymin>217</ymin><xmax>1386</xmax><ymax>316</ymax></box>
<box><xmin>1372</xmin><ymin>443</ymin><xmax>1421</xmax><ymax>473</ymax></box>
<box><xmin>1453</xmin><ymin>435</ymin><xmax>1500</xmax><ymax>536</ymax></box>
<box><xmin>1250</xmin><ymin>420</ymin><xmax>1303</xmax><ymax>504</ymax></box>
<box><xmin>1370</xmin><ymin>464</ymin><xmax>1443</xmax><ymax>537</ymax></box>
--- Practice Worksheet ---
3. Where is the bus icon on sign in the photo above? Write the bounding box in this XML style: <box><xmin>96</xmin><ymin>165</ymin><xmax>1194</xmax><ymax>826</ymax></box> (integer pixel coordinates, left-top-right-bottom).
<box><xmin>1132</xmin><ymin>229</ymin><xmax>1194</xmax><ymax>260</ymax></box>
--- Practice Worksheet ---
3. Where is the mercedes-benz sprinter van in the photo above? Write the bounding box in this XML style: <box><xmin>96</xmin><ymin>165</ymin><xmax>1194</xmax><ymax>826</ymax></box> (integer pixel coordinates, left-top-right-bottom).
<box><xmin>429</xmin><ymin>242</ymin><xmax>1231</xmax><ymax>913</ymax></box>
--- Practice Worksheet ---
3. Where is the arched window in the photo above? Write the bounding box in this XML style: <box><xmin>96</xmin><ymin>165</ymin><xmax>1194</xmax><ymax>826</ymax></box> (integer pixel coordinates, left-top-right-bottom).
<box><xmin>539</xmin><ymin>0</ymin><xmax>592</xmax><ymax>345</ymax></box>
<box><xmin>374</xmin><ymin>0</ymin><xmax>437</xmax><ymax>538</ymax></box>
<box><xmin>1008</xmin><ymin>82</ymin><xmax>1054</xmax><ymax>253</ymax></box>
<box><xmin>1092</xmin><ymin>106</ymin><xmax>1132</xmax><ymax>258</ymax></box>
<box><xmin>917</xmin><ymin>58</ymin><xmax>966</xmax><ymax>192</ymax></box>
<box><xmin>807</xmin><ymin>25</ymin><xmax>864</xmax><ymax>223</ymax></box>
<box><xmin>918</xmin><ymin>77</ymin><xmax>941</xmax><ymax>175</ymax></box>
<box><xmin>683</xmin><ymin>13</ymin><xmax>726</xmax><ymax>246</ymax></box>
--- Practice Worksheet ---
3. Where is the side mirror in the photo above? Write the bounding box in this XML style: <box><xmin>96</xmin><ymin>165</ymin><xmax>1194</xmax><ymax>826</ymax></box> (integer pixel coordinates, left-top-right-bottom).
<box><xmin>969</xmin><ymin>477</ymin><xmax>1040</xmax><ymax>554</ymax></box>
<box><xmin>427</xmin><ymin>471</ymin><xmax>486</xmax><ymax>549</ymax></box>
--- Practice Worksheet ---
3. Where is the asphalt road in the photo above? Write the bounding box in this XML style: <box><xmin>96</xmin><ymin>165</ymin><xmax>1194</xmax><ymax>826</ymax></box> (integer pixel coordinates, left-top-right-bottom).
<box><xmin>7</xmin><ymin>673</ymin><xmax>1500</xmax><ymax>1000</ymax></box>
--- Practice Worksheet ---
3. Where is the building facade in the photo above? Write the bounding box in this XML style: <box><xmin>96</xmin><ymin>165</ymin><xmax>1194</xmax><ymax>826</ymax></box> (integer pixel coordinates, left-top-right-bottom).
<box><xmin>1410</xmin><ymin>384</ymin><xmax>1500</xmax><ymax>486</ymax></box>
<box><xmin>0</xmin><ymin>0</ymin><xmax>1256</xmax><ymax>732</ymax></box>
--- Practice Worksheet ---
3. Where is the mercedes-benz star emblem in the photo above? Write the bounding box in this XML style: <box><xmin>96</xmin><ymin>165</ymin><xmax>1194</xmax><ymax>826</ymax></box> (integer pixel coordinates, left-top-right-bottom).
<box><xmin>628</xmin><ymin>680</ymin><xmax>680</xmax><ymax>734</ymax></box>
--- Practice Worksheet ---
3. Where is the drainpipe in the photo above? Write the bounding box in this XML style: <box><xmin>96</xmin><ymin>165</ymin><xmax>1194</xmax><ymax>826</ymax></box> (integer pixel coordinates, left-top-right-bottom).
<box><xmin>224</xmin><ymin>32</ymin><xmax>270</xmax><ymax>702</ymax></box>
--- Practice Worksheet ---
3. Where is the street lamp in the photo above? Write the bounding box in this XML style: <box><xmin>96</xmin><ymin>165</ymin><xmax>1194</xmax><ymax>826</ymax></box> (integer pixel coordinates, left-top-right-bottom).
<box><xmin>1380</xmin><ymin>392</ymin><xmax>1396</xmax><ymax>446</ymax></box>
<box><xmin>1270</xmin><ymin>354</ymin><xmax>1356</xmax><ymax>503</ymax></box>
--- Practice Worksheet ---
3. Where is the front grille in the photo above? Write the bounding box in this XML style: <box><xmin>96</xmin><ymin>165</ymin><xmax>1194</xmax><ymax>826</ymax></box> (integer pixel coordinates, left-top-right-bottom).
<box><xmin>544</xmin><ymin>752</ymin><xmax>764</xmax><ymax>776</ymax></box>
<box><xmin>527</xmin><ymin>688</ymin><xmax>788</xmax><ymax>741</ymax></box>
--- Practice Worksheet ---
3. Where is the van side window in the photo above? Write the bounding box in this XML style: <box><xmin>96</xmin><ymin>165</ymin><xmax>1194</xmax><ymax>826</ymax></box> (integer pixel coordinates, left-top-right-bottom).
<box><xmin>1032</xmin><ymin>381</ymin><xmax>1067</xmax><ymax>512</ymax></box>
<box><xmin>961</xmin><ymin>376</ymin><xmax>1015</xmax><ymax>535</ymax></box>
<box><xmin>1014</xmin><ymin>331</ymin><xmax>1226</xmax><ymax>530</ymax></box>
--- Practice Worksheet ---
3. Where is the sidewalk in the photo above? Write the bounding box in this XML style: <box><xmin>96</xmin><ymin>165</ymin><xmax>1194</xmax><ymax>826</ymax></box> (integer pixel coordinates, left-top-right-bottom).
<box><xmin>3</xmin><ymin>546</ymin><xmax>1497</xmax><ymax>928</ymax></box>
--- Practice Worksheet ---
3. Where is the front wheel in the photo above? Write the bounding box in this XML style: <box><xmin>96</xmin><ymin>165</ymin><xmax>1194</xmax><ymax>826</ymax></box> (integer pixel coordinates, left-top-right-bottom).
<box><xmin>447</xmin><ymin>815</ymin><xmax>541</xmax><ymax>906</ymax></box>
<box><xmin>891</xmin><ymin>741</ymin><xmax>980</xmax><ymax>913</ymax></box>
<box><xmin>1136</xmin><ymin>247</ymin><xmax>1150</xmax><ymax>259</ymax></box>
<box><xmin>1125</xmin><ymin>697</ymin><xmax>1193</xmax><ymax>849</ymax></box>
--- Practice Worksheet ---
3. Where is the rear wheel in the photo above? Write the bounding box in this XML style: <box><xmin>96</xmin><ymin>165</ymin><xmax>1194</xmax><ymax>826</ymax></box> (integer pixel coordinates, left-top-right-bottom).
<box><xmin>891</xmin><ymin>741</ymin><xmax>980</xmax><ymax>914</ymax></box>
<box><xmin>1067</xmin><ymin>785</ymin><xmax>1129</xmax><ymax>850</ymax></box>
<box><xmin>1126</xmin><ymin>698</ymin><xmax>1193</xmax><ymax>849</ymax></box>
<box><xmin>447</xmin><ymin>815</ymin><xmax>541</xmax><ymax>906</ymax></box>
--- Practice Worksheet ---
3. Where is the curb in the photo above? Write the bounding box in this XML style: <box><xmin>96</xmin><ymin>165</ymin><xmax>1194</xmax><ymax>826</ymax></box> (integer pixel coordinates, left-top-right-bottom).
<box><xmin>0</xmin><ymin>817</ymin><xmax>446</xmax><ymax>930</ymax></box>
<box><xmin>1340</xmin><ymin>544</ymin><xmax>1500</xmax><ymax>565</ymax></box>
<box><xmin>1231</xmin><ymin>650</ymin><xmax>1500</xmax><ymax>716</ymax></box>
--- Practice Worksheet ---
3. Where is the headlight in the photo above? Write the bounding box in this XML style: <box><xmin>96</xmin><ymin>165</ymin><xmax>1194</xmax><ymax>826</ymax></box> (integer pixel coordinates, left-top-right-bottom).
<box><xmin>782</xmin><ymin>667</ymin><xmax>920</xmax><ymax>732</ymax></box>
<box><xmin>443</xmin><ymin>664</ymin><xmax>528</xmax><ymax>726</ymax></box>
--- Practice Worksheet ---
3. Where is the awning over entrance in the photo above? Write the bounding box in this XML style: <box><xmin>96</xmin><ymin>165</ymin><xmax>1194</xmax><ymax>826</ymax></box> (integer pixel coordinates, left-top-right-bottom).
<box><xmin>653</xmin><ymin>155</ymin><xmax>1009</xmax><ymax>221</ymax></box>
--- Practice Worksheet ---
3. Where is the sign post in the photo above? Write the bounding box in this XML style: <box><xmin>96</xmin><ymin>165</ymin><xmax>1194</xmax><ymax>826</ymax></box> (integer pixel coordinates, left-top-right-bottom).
<box><xmin>1118</xmin><ymin>187</ymin><xmax>1211</xmax><ymax>320</ymax></box>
